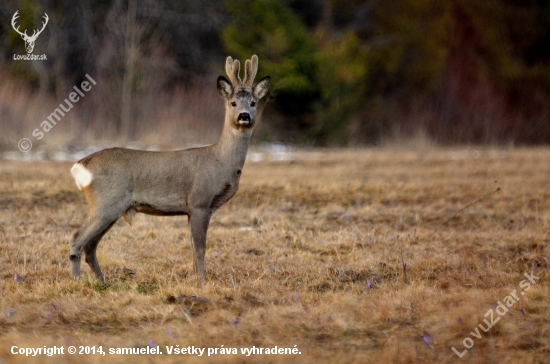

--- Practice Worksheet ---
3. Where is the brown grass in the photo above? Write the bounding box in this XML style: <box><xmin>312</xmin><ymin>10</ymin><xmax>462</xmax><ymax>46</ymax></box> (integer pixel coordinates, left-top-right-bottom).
<box><xmin>0</xmin><ymin>147</ymin><xmax>549</xmax><ymax>363</ymax></box>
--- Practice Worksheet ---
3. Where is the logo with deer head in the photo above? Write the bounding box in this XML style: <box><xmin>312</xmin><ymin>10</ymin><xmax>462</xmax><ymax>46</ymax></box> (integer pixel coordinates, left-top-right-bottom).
<box><xmin>11</xmin><ymin>11</ymin><xmax>49</xmax><ymax>54</ymax></box>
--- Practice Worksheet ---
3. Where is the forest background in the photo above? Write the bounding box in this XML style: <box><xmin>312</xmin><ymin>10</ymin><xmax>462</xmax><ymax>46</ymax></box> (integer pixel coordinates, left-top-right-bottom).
<box><xmin>1</xmin><ymin>0</ymin><xmax>549</xmax><ymax>149</ymax></box>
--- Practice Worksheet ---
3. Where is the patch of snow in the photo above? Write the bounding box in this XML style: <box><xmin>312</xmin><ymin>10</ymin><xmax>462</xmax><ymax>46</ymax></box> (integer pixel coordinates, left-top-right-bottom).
<box><xmin>262</xmin><ymin>142</ymin><xmax>293</xmax><ymax>162</ymax></box>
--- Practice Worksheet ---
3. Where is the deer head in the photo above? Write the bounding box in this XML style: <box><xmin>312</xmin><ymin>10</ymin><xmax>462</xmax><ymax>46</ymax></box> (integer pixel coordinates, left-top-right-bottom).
<box><xmin>217</xmin><ymin>55</ymin><xmax>271</xmax><ymax>132</ymax></box>
<box><xmin>12</xmin><ymin>11</ymin><xmax>49</xmax><ymax>54</ymax></box>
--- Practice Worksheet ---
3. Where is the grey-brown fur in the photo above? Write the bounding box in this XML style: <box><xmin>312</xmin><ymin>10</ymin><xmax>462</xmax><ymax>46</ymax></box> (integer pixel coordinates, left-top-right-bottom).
<box><xmin>69</xmin><ymin>55</ymin><xmax>270</xmax><ymax>283</ymax></box>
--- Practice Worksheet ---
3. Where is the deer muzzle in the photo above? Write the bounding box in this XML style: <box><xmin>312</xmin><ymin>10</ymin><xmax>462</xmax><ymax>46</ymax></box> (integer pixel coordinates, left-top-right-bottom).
<box><xmin>238</xmin><ymin>113</ymin><xmax>251</xmax><ymax>125</ymax></box>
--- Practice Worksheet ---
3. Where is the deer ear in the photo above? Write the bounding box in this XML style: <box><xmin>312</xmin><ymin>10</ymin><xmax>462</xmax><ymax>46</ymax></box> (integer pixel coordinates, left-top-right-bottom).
<box><xmin>217</xmin><ymin>76</ymin><xmax>233</xmax><ymax>99</ymax></box>
<box><xmin>254</xmin><ymin>76</ymin><xmax>271</xmax><ymax>99</ymax></box>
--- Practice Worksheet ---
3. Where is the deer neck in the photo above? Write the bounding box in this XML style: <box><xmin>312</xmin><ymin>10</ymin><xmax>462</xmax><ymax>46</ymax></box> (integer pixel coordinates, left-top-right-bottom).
<box><xmin>213</xmin><ymin>116</ymin><xmax>253</xmax><ymax>169</ymax></box>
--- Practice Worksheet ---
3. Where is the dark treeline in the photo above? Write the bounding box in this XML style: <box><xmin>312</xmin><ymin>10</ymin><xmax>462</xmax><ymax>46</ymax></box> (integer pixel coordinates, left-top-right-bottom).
<box><xmin>1</xmin><ymin>0</ymin><xmax>549</xmax><ymax>146</ymax></box>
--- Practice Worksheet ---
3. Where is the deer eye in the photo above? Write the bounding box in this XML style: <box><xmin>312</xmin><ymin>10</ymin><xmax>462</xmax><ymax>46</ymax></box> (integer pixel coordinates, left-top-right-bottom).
<box><xmin>231</xmin><ymin>102</ymin><xmax>237</xmax><ymax>107</ymax></box>
<box><xmin>251</xmin><ymin>102</ymin><xmax>256</xmax><ymax>107</ymax></box>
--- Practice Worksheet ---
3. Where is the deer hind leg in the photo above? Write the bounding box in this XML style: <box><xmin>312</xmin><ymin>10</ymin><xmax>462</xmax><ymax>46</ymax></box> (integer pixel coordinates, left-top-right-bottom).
<box><xmin>70</xmin><ymin>192</ymin><xmax>130</xmax><ymax>282</ymax></box>
<box><xmin>83</xmin><ymin>220</ymin><xmax>116</xmax><ymax>284</ymax></box>
<box><xmin>70</xmin><ymin>216</ymin><xmax>118</xmax><ymax>282</ymax></box>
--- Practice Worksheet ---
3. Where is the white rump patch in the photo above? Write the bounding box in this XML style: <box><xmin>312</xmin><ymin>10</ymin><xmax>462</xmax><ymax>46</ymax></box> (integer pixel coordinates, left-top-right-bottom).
<box><xmin>70</xmin><ymin>163</ymin><xmax>93</xmax><ymax>190</ymax></box>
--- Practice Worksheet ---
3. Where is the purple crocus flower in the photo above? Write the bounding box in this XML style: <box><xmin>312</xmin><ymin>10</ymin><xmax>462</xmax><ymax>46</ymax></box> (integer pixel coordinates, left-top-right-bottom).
<box><xmin>423</xmin><ymin>334</ymin><xmax>431</xmax><ymax>346</ymax></box>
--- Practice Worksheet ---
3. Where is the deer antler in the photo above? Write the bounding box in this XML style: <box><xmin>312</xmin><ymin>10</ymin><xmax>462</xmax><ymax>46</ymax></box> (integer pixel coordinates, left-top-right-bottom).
<box><xmin>33</xmin><ymin>13</ymin><xmax>49</xmax><ymax>39</ymax></box>
<box><xmin>11</xmin><ymin>11</ymin><xmax>48</xmax><ymax>41</ymax></box>
<box><xmin>28</xmin><ymin>13</ymin><xmax>48</xmax><ymax>40</ymax></box>
<box><xmin>225</xmin><ymin>56</ymin><xmax>242</xmax><ymax>86</ymax></box>
<box><xmin>243</xmin><ymin>55</ymin><xmax>258</xmax><ymax>88</ymax></box>
<box><xmin>11</xmin><ymin>11</ymin><xmax>28</xmax><ymax>38</ymax></box>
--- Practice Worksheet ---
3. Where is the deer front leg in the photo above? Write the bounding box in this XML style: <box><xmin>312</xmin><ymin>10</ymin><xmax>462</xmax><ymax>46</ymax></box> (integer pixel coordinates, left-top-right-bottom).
<box><xmin>188</xmin><ymin>208</ymin><xmax>212</xmax><ymax>279</ymax></box>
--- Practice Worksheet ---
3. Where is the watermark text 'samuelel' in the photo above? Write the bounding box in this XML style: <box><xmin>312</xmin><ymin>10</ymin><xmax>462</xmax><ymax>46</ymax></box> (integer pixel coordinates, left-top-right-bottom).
<box><xmin>17</xmin><ymin>74</ymin><xmax>97</xmax><ymax>152</ymax></box>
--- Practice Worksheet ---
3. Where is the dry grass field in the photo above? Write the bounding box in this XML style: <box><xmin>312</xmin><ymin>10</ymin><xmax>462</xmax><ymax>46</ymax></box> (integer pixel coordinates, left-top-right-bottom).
<box><xmin>0</xmin><ymin>147</ymin><xmax>549</xmax><ymax>363</ymax></box>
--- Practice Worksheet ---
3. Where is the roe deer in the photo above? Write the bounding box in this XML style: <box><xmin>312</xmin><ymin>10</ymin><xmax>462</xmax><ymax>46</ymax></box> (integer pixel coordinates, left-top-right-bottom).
<box><xmin>69</xmin><ymin>55</ymin><xmax>270</xmax><ymax>283</ymax></box>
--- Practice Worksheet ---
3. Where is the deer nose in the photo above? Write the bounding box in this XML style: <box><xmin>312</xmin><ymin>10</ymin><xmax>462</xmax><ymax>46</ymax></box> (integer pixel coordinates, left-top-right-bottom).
<box><xmin>238</xmin><ymin>113</ymin><xmax>251</xmax><ymax>122</ymax></box>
